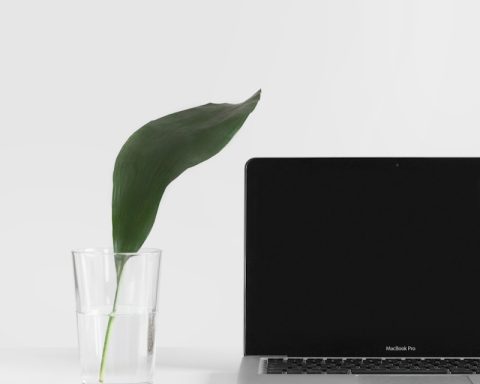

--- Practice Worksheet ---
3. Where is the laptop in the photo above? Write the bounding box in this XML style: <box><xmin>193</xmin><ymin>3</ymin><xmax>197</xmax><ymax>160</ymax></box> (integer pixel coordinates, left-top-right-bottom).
<box><xmin>238</xmin><ymin>158</ymin><xmax>480</xmax><ymax>384</ymax></box>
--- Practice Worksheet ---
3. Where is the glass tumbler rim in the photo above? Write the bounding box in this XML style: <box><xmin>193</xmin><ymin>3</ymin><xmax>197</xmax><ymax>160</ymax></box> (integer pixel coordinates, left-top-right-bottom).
<box><xmin>72</xmin><ymin>247</ymin><xmax>162</xmax><ymax>258</ymax></box>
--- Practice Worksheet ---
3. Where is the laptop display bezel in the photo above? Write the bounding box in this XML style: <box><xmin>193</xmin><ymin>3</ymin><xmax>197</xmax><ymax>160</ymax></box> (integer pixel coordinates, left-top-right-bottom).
<box><xmin>244</xmin><ymin>157</ymin><xmax>480</xmax><ymax>358</ymax></box>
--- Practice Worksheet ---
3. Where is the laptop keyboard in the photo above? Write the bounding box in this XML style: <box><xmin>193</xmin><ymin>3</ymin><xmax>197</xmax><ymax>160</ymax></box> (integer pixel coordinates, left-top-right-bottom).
<box><xmin>266</xmin><ymin>358</ymin><xmax>480</xmax><ymax>374</ymax></box>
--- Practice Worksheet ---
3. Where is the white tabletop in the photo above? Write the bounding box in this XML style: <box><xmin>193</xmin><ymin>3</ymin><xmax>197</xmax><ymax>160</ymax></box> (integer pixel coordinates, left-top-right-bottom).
<box><xmin>0</xmin><ymin>347</ymin><xmax>242</xmax><ymax>384</ymax></box>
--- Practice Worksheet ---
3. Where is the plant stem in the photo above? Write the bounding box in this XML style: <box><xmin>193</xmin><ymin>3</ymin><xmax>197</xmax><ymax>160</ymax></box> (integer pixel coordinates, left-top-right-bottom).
<box><xmin>99</xmin><ymin>261</ymin><xmax>125</xmax><ymax>383</ymax></box>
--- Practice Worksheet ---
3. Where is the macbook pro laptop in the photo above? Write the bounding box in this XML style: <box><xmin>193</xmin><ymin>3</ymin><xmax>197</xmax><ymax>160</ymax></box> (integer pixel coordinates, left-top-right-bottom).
<box><xmin>238</xmin><ymin>158</ymin><xmax>480</xmax><ymax>384</ymax></box>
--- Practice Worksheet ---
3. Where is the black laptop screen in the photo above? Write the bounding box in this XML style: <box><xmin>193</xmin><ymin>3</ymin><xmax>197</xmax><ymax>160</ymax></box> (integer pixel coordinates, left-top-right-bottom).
<box><xmin>245</xmin><ymin>158</ymin><xmax>480</xmax><ymax>357</ymax></box>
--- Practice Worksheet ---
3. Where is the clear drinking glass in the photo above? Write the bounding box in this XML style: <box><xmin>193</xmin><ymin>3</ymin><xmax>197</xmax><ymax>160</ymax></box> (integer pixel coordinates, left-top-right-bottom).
<box><xmin>72</xmin><ymin>248</ymin><xmax>161</xmax><ymax>384</ymax></box>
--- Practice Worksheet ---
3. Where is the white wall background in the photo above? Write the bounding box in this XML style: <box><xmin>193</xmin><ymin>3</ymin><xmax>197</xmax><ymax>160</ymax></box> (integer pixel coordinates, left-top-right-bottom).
<box><xmin>1</xmin><ymin>0</ymin><xmax>480</xmax><ymax>349</ymax></box>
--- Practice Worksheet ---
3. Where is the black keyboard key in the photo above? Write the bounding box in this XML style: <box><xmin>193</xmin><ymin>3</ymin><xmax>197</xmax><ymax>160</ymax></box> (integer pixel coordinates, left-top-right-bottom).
<box><xmin>364</xmin><ymin>359</ymin><xmax>382</xmax><ymax>364</ymax></box>
<box><xmin>325</xmin><ymin>369</ymin><xmax>349</xmax><ymax>374</ymax></box>
<box><xmin>286</xmin><ymin>369</ymin><xmax>304</xmax><ymax>374</ymax></box>
<box><xmin>450</xmin><ymin>369</ymin><xmax>475</xmax><ymax>374</ymax></box>
<box><xmin>325</xmin><ymin>359</ymin><xmax>343</xmax><ymax>364</ymax></box>
<box><xmin>267</xmin><ymin>360</ymin><xmax>285</xmax><ymax>365</ymax></box>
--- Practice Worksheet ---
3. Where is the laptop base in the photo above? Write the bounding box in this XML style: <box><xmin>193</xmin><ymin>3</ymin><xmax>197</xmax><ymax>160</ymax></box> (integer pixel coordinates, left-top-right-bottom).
<box><xmin>237</xmin><ymin>356</ymin><xmax>475</xmax><ymax>384</ymax></box>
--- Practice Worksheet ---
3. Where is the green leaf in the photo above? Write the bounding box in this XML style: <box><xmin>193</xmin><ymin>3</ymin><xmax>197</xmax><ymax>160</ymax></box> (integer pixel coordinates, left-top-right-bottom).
<box><xmin>112</xmin><ymin>90</ymin><xmax>261</xmax><ymax>253</ymax></box>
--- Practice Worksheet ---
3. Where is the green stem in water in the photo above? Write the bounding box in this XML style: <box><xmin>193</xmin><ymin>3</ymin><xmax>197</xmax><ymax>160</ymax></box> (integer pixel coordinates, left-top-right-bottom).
<box><xmin>99</xmin><ymin>257</ymin><xmax>126</xmax><ymax>383</ymax></box>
